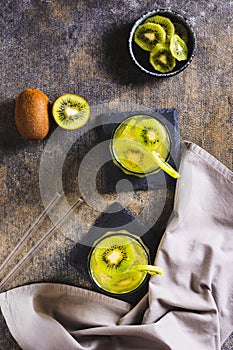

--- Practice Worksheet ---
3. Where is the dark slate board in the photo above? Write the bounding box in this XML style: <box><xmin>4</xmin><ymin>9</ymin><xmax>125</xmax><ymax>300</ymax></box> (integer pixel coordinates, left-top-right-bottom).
<box><xmin>69</xmin><ymin>202</ymin><xmax>164</xmax><ymax>305</ymax></box>
<box><xmin>98</xmin><ymin>108</ymin><xmax>181</xmax><ymax>193</ymax></box>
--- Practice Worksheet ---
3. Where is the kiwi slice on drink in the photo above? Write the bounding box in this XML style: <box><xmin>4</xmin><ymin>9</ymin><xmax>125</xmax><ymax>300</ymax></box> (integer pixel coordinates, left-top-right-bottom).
<box><xmin>90</xmin><ymin>235</ymin><xmax>135</xmax><ymax>277</ymax></box>
<box><xmin>108</xmin><ymin>270</ymin><xmax>145</xmax><ymax>293</ymax></box>
<box><xmin>134</xmin><ymin>23</ymin><xmax>166</xmax><ymax>51</ymax></box>
<box><xmin>108</xmin><ymin>264</ymin><xmax>163</xmax><ymax>293</ymax></box>
<box><xmin>89</xmin><ymin>233</ymin><xmax>147</xmax><ymax>294</ymax></box>
<box><xmin>132</xmin><ymin>116</ymin><xmax>170</xmax><ymax>151</ymax></box>
<box><xmin>52</xmin><ymin>93</ymin><xmax>90</xmax><ymax>130</ymax></box>
<box><xmin>111</xmin><ymin>115</ymin><xmax>179</xmax><ymax>178</ymax></box>
<box><xmin>112</xmin><ymin>139</ymin><xmax>156</xmax><ymax>174</ymax></box>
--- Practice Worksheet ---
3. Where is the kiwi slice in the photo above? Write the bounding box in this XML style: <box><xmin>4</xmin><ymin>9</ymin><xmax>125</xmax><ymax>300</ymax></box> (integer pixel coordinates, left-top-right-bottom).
<box><xmin>112</xmin><ymin>139</ymin><xmax>156</xmax><ymax>174</ymax></box>
<box><xmin>108</xmin><ymin>270</ymin><xmax>146</xmax><ymax>294</ymax></box>
<box><xmin>149</xmin><ymin>43</ymin><xmax>176</xmax><ymax>73</ymax></box>
<box><xmin>131</xmin><ymin>118</ymin><xmax>179</xmax><ymax>178</ymax></box>
<box><xmin>170</xmin><ymin>34</ymin><xmax>188</xmax><ymax>61</ymax></box>
<box><xmin>52</xmin><ymin>93</ymin><xmax>90</xmax><ymax>130</ymax></box>
<box><xmin>152</xmin><ymin>151</ymin><xmax>180</xmax><ymax>178</ymax></box>
<box><xmin>131</xmin><ymin>264</ymin><xmax>164</xmax><ymax>275</ymax></box>
<box><xmin>173</xmin><ymin>22</ymin><xmax>188</xmax><ymax>43</ymax></box>
<box><xmin>108</xmin><ymin>264</ymin><xmax>163</xmax><ymax>293</ymax></box>
<box><xmin>134</xmin><ymin>23</ymin><xmax>166</xmax><ymax>51</ymax></box>
<box><xmin>145</xmin><ymin>15</ymin><xmax>175</xmax><ymax>41</ymax></box>
<box><xmin>133</xmin><ymin>116</ymin><xmax>170</xmax><ymax>153</ymax></box>
<box><xmin>115</xmin><ymin>117</ymin><xmax>137</xmax><ymax>140</ymax></box>
<box><xmin>138</xmin><ymin>124</ymin><xmax>160</xmax><ymax>148</ymax></box>
<box><xmin>90</xmin><ymin>235</ymin><xmax>135</xmax><ymax>277</ymax></box>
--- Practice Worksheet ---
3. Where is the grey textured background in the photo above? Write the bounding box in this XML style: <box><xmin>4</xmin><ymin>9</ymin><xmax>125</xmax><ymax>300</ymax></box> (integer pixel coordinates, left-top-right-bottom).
<box><xmin>0</xmin><ymin>0</ymin><xmax>232</xmax><ymax>349</ymax></box>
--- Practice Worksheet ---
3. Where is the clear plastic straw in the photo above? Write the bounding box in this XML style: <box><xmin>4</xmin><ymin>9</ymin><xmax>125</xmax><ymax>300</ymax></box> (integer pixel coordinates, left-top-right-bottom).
<box><xmin>0</xmin><ymin>192</ymin><xmax>63</xmax><ymax>278</ymax></box>
<box><xmin>0</xmin><ymin>196</ymin><xmax>83</xmax><ymax>292</ymax></box>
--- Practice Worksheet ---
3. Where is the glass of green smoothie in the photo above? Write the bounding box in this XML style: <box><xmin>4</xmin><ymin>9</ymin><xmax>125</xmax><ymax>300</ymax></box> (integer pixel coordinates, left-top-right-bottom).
<box><xmin>89</xmin><ymin>230</ymin><xmax>163</xmax><ymax>295</ymax></box>
<box><xmin>110</xmin><ymin>114</ymin><xmax>179</xmax><ymax>178</ymax></box>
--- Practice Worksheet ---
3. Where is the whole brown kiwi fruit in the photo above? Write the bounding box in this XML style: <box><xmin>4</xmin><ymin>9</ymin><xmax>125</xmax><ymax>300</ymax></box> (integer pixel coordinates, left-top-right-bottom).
<box><xmin>15</xmin><ymin>88</ymin><xmax>50</xmax><ymax>140</ymax></box>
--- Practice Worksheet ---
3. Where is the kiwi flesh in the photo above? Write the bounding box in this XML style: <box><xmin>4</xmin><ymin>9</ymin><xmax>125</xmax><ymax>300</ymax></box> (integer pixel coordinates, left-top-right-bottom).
<box><xmin>134</xmin><ymin>22</ymin><xmax>166</xmax><ymax>51</ymax></box>
<box><xmin>90</xmin><ymin>235</ymin><xmax>135</xmax><ymax>277</ymax></box>
<box><xmin>115</xmin><ymin>117</ymin><xmax>137</xmax><ymax>140</ymax></box>
<box><xmin>152</xmin><ymin>150</ymin><xmax>180</xmax><ymax>178</ymax></box>
<box><xmin>120</xmin><ymin>148</ymin><xmax>144</xmax><ymax>172</ymax></box>
<box><xmin>149</xmin><ymin>43</ymin><xmax>176</xmax><ymax>73</ymax></box>
<box><xmin>133</xmin><ymin>116</ymin><xmax>170</xmax><ymax>152</ymax></box>
<box><xmin>112</xmin><ymin>139</ymin><xmax>156</xmax><ymax>174</ymax></box>
<box><xmin>170</xmin><ymin>34</ymin><xmax>188</xmax><ymax>61</ymax></box>
<box><xmin>145</xmin><ymin>15</ymin><xmax>175</xmax><ymax>41</ymax></box>
<box><xmin>52</xmin><ymin>93</ymin><xmax>90</xmax><ymax>130</ymax></box>
<box><xmin>108</xmin><ymin>270</ymin><xmax>146</xmax><ymax>294</ymax></box>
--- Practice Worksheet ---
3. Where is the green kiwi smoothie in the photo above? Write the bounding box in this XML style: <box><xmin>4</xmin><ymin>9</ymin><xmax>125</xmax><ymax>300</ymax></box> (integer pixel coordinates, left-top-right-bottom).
<box><xmin>110</xmin><ymin>114</ymin><xmax>173</xmax><ymax>178</ymax></box>
<box><xmin>89</xmin><ymin>231</ymin><xmax>150</xmax><ymax>294</ymax></box>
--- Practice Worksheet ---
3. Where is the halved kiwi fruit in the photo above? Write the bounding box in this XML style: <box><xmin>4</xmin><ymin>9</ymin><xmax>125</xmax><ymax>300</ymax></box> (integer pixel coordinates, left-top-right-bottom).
<box><xmin>173</xmin><ymin>22</ymin><xmax>188</xmax><ymax>43</ymax></box>
<box><xmin>170</xmin><ymin>34</ymin><xmax>188</xmax><ymax>61</ymax></box>
<box><xmin>145</xmin><ymin>15</ymin><xmax>175</xmax><ymax>41</ymax></box>
<box><xmin>134</xmin><ymin>22</ymin><xmax>166</xmax><ymax>51</ymax></box>
<box><xmin>52</xmin><ymin>93</ymin><xmax>90</xmax><ymax>130</ymax></box>
<box><xmin>149</xmin><ymin>43</ymin><xmax>176</xmax><ymax>73</ymax></box>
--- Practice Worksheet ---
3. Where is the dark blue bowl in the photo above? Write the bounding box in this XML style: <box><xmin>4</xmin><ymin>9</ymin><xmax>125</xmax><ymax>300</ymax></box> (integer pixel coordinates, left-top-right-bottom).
<box><xmin>129</xmin><ymin>9</ymin><xmax>197</xmax><ymax>77</ymax></box>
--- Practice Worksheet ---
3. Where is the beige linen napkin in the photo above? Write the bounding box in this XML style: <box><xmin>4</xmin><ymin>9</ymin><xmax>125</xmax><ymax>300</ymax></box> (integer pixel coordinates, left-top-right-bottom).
<box><xmin>0</xmin><ymin>141</ymin><xmax>232</xmax><ymax>350</ymax></box>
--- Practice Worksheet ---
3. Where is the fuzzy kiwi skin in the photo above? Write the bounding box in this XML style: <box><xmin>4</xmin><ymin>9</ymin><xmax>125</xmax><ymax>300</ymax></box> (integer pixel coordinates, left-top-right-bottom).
<box><xmin>14</xmin><ymin>88</ymin><xmax>50</xmax><ymax>141</ymax></box>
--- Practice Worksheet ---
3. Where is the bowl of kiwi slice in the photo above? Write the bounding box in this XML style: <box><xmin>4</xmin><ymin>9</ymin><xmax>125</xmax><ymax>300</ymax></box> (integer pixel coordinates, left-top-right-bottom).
<box><xmin>129</xmin><ymin>9</ymin><xmax>196</xmax><ymax>77</ymax></box>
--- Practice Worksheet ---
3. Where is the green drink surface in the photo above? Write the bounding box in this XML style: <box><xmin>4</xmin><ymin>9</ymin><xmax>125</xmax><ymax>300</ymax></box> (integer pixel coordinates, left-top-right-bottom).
<box><xmin>89</xmin><ymin>232</ymin><xmax>149</xmax><ymax>294</ymax></box>
<box><xmin>111</xmin><ymin>115</ymin><xmax>171</xmax><ymax>176</ymax></box>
